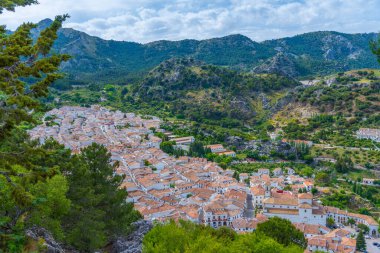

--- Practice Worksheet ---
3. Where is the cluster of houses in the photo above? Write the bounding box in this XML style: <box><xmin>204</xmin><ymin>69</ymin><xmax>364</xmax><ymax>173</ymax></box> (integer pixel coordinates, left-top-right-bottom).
<box><xmin>29</xmin><ymin>106</ymin><xmax>379</xmax><ymax>252</ymax></box>
<box><xmin>305</xmin><ymin>227</ymin><xmax>357</xmax><ymax>253</ymax></box>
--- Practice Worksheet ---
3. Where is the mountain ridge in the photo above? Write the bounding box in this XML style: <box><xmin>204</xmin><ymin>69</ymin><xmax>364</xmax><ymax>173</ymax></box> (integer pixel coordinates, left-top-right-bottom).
<box><xmin>32</xmin><ymin>19</ymin><xmax>380</xmax><ymax>85</ymax></box>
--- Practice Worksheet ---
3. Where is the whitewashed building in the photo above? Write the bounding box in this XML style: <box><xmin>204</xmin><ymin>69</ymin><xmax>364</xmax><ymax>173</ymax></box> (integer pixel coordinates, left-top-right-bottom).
<box><xmin>356</xmin><ymin>128</ymin><xmax>380</xmax><ymax>142</ymax></box>
<box><xmin>263</xmin><ymin>193</ymin><xmax>326</xmax><ymax>225</ymax></box>
<box><xmin>325</xmin><ymin>206</ymin><xmax>379</xmax><ymax>237</ymax></box>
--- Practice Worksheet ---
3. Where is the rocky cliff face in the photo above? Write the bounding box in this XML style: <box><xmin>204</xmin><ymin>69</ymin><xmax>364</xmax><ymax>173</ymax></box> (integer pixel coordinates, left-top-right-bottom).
<box><xmin>25</xmin><ymin>220</ymin><xmax>153</xmax><ymax>253</ymax></box>
<box><xmin>111</xmin><ymin>220</ymin><xmax>153</xmax><ymax>253</ymax></box>
<box><xmin>321</xmin><ymin>34</ymin><xmax>363</xmax><ymax>60</ymax></box>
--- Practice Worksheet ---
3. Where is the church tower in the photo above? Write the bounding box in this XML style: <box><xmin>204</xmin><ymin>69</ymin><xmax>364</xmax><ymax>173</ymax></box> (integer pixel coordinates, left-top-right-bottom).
<box><xmin>264</xmin><ymin>183</ymin><xmax>271</xmax><ymax>198</ymax></box>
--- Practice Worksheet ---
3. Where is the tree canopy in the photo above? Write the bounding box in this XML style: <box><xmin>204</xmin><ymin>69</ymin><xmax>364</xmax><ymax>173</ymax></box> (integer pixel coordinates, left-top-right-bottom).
<box><xmin>256</xmin><ymin>217</ymin><xmax>307</xmax><ymax>249</ymax></box>
<box><xmin>0</xmin><ymin>12</ymin><xmax>70</xmax><ymax>139</ymax></box>
<box><xmin>143</xmin><ymin>220</ymin><xmax>303</xmax><ymax>253</ymax></box>
<box><xmin>0</xmin><ymin>2</ymin><xmax>71</xmax><ymax>249</ymax></box>
<box><xmin>0</xmin><ymin>0</ymin><xmax>37</xmax><ymax>13</ymax></box>
<box><xmin>0</xmin><ymin>2</ymin><xmax>140</xmax><ymax>251</ymax></box>
<box><xmin>63</xmin><ymin>143</ymin><xmax>141</xmax><ymax>252</ymax></box>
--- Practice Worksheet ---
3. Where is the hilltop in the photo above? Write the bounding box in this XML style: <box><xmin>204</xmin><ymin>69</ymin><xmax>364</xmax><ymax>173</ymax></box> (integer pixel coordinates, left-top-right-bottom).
<box><xmin>129</xmin><ymin>58</ymin><xmax>299</xmax><ymax>127</ymax></box>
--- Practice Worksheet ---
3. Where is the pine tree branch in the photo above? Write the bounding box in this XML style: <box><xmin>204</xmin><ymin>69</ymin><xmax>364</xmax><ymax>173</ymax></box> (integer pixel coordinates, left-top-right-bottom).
<box><xmin>0</xmin><ymin>171</ymin><xmax>17</xmax><ymax>186</ymax></box>
<box><xmin>0</xmin><ymin>171</ymin><xmax>27</xmax><ymax>187</ymax></box>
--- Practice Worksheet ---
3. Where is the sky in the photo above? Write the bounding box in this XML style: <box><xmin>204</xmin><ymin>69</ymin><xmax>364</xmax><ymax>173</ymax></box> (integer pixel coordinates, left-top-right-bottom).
<box><xmin>0</xmin><ymin>0</ymin><xmax>379</xmax><ymax>43</ymax></box>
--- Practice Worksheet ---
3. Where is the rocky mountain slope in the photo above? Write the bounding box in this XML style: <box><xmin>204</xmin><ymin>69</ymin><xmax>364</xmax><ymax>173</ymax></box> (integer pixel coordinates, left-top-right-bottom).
<box><xmin>32</xmin><ymin>19</ymin><xmax>379</xmax><ymax>84</ymax></box>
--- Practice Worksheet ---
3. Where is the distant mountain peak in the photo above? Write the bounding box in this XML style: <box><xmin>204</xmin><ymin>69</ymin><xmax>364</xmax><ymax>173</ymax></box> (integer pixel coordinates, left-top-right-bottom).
<box><xmin>206</xmin><ymin>34</ymin><xmax>256</xmax><ymax>45</ymax></box>
<box><xmin>37</xmin><ymin>18</ymin><xmax>53</xmax><ymax>29</ymax></box>
<box><xmin>223</xmin><ymin>34</ymin><xmax>252</xmax><ymax>40</ymax></box>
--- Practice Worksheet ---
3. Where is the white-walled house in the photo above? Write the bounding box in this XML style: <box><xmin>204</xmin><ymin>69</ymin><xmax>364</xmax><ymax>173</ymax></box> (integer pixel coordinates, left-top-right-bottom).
<box><xmin>205</xmin><ymin>144</ymin><xmax>226</xmax><ymax>153</ymax></box>
<box><xmin>362</xmin><ymin>178</ymin><xmax>376</xmax><ymax>185</ymax></box>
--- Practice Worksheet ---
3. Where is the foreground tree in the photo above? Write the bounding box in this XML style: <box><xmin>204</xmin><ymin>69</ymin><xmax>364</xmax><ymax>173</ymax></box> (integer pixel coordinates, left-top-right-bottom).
<box><xmin>0</xmin><ymin>1</ymin><xmax>70</xmax><ymax>249</ymax></box>
<box><xmin>63</xmin><ymin>143</ymin><xmax>141</xmax><ymax>251</ymax></box>
<box><xmin>256</xmin><ymin>217</ymin><xmax>307</xmax><ymax>249</ymax></box>
<box><xmin>0</xmin><ymin>134</ymin><xmax>75</xmax><ymax>251</ymax></box>
<box><xmin>1</xmin><ymin>2</ymin><xmax>141</xmax><ymax>252</ymax></box>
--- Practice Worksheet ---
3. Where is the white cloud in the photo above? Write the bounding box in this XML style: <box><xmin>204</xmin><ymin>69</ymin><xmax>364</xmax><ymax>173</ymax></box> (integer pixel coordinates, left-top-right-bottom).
<box><xmin>0</xmin><ymin>0</ymin><xmax>379</xmax><ymax>43</ymax></box>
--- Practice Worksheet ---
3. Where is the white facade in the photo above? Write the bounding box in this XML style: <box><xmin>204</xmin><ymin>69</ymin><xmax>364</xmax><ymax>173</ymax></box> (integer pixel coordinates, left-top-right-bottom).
<box><xmin>362</xmin><ymin>178</ymin><xmax>375</xmax><ymax>185</ymax></box>
<box><xmin>252</xmin><ymin>194</ymin><xmax>265</xmax><ymax>207</ymax></box>
<box><xmin>203</xmin><ymin>210</ymin><xmax>231</xmax><ymax>228</ymax></box>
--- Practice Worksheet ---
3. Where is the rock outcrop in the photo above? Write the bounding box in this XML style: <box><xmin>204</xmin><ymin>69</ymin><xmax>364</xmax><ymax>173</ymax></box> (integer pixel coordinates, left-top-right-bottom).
<box><xmin>26</xmin><ymin>226</ymin><xmax>65</xmax><ymax>253</ymax></box>
<box><xmin>112</xmin><ymin>220</ymin><xmax>153</xmax><ymax>253</ymax></box>
<box><xmin>252</xmin><ymin>52</ymin><xmax>299</xmax><ymax>78</ymax></box>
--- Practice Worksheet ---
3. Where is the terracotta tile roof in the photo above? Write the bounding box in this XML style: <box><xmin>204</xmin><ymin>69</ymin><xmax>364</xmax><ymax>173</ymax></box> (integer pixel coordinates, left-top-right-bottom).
<box><xmin>308</xmin><ymin>237</ymin><xmax>327</xmax><ymax>247</ymax></box>
<box><xmin>232</xmin><ymin>218</ymin><xmax>259</xmax><ymax>230</ymax></box>
<box><xmin>298</xmin><ymin>193</ymin><xmax>313</xmax><ymax>199</ymax></box>
<box><xmin>205</xmin><ymin>144</ymin><xmax>224</xmax><ymax>149</ymax></box>
<box><xmin>250</xmin><ymin>186</ymin><xmax>265</xmax><ymax>196</ymax></box>
<box><xmin>263</xmin><ymin>197</ymin><xmax>299</xmax><ymax>206</ymax></box>
<box><xmin>325</xmin><ymin>229</ymin><xmax>351</xmax><ymax>238</ymax></box>
<box><xmin>294</xmin><ymin>223</ymin><xmax>330</xmax><ymax>235</ymax></box>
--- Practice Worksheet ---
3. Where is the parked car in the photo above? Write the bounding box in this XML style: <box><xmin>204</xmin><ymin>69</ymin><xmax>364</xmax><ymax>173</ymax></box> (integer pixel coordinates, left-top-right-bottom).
<box><xmin>373</xmin><ymin>242</ymin><xmax>379</xmax><ymax>246</ymax></box>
